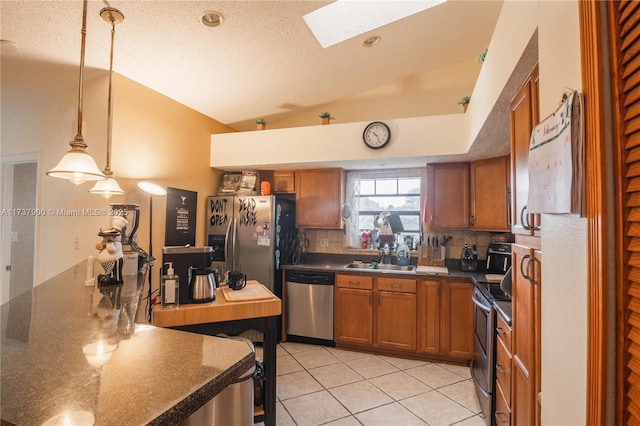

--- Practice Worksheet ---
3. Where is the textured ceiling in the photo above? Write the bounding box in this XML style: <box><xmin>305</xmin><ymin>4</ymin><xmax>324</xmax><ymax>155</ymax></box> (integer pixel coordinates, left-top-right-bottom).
<box><xmin>1</xmin><ymin>0</ymin><xmax>504</xmax><ymax>135</ymax></box>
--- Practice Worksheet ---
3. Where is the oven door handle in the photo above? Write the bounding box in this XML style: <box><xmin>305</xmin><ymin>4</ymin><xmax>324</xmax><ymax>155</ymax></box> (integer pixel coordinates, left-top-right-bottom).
<box><xmin>470</xmin><ymin>358</ymin><xmax>490</xmax><ymax>397</ymax></box>
<box><xmin>472</xmin><ymin>291</ymin><xmax>491</xmax><ymax>313</ymax></box>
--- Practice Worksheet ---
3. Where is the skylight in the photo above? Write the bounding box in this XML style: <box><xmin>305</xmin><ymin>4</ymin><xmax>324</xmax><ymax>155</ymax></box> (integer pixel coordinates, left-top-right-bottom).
<box><xmin>303</xmin><ymin>0</ymin><xmax>447</xmax><ymax>48</ymax></box>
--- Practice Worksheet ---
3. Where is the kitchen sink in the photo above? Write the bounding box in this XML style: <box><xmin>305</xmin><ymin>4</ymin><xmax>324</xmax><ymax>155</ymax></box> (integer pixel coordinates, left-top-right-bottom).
<box><xmin>344</xmin><ymin>263</ymin><xmax>415</xmax><ymax>272</ymax></box>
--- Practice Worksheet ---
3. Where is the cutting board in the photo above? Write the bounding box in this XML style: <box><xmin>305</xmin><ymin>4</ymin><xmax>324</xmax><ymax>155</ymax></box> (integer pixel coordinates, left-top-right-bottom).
<box><xmin>416</xmin><ymin>265</ymin><xmax>449</xmax><ymax>276</ymax></box>
<box><xmin>221</xmin><ymin>282</ymin><xmax>275</xmax><ymax>302</ymax></box>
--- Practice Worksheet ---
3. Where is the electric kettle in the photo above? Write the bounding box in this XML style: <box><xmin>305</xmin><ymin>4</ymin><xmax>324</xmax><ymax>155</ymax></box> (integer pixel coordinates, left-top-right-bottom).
<box><xmin>189</xmin><ymin>267</ymin><xmax>216</xmax><ymax>303</ymax></box>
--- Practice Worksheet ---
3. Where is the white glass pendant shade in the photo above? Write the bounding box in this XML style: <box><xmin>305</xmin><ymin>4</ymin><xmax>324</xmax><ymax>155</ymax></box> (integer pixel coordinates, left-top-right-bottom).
<box><xmin>89</xmin><ymin>176</ymin><xmax>125</xmax><ymax>198</ymax></box>
<box><xmin>47</xmin><ymin>148</ymin><xmax>107</xmax><ymax>185</ymax></box>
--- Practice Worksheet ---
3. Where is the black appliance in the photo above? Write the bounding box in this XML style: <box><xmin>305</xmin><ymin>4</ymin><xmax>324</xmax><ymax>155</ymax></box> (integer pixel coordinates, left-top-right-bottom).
<box><xmin>162</xmin><ymin>246</ymin><xmax>214</xmax><ymax>305</ymax></box>
<box><xmin>485</xmin><ymin>242</ymin><xmax>512</xmax><ymax>273</ymax></box>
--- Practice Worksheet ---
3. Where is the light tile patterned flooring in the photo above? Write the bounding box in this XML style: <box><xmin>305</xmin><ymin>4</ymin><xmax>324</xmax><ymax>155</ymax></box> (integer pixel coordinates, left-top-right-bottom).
<box><xmin>258</xmin><ymin>342</ymin><xmax>485</xmax><ymax>426</ymax></box>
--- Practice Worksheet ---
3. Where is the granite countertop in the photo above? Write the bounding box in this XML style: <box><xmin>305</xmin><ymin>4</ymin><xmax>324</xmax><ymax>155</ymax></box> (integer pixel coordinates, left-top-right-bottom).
<box><xmin>1</xmin><ymin>260</ymin><xmax>254</xmax><ymax>426</ymax></box>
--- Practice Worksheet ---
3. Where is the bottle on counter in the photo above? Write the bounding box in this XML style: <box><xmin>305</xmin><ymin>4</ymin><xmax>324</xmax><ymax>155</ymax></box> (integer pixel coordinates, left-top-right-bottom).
<box><xmin>161</xmin><ymin>262</ymin><xmax>179</xmax><ymax>308</ymax></box>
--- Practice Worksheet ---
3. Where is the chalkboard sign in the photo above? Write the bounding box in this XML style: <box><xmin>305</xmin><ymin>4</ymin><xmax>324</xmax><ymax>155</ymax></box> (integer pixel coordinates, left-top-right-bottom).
<box><xmin>165</xmin><ymin>187</ymin><xmax>197</xmax><ymax>246</ymax></box>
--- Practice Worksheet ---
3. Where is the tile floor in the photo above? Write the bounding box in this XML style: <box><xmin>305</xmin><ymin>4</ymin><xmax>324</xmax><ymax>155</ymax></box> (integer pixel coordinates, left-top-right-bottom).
<box><xmin>257</xmin><ymin>342</ymin><xmax>485</xmax><ymax>426</ymax></box>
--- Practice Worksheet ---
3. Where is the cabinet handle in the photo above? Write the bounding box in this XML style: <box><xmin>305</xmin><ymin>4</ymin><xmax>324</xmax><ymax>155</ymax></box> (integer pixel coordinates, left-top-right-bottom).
<box><xmin>519</xmin><ymin>254</ymin><xmax>538</xmax><ymax>285</ymax></box>
<box><xmin>391</xmin><ymin>284</ymin><xmax>403</xmax><ymax>288</ymax></box>
<box><xmin>507</xmin><ymin>187</ymin><xmax>512</xmax><ymax>226</ymax></box>
<box><xmin>496</xmin><ymin>363</ymin><xmax>506</xmax><ymax>373</ymax></box>
<box><xmin>520</xmin><ymin>205</ymin><xmax>531</xmax><ymax>230</ymax></box>
<box><xmin>348</xmin><ymin>281</ymin><xmax>360</xmax><ymax>286</ymax></box>
<box><xmin>470</xmin><ymin>215</ymin><xmax>474</xmax><ymax>226</ymax></box>
<box><xmin>496</xmin><ymin>326</ymin><xmax>505</xmax><ymax>335</ymax></box>
<box><xmin>495</xmin><ymin>411</ymin><xmax>508</xmax><ymax>424</ymax></box>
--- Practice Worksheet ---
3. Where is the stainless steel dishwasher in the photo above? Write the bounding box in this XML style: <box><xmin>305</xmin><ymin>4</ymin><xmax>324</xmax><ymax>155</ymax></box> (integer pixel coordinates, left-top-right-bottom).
<box><xmin>285</xmin><ymin>270</ymin><xmax>335</xmax><ymax>343</ymax></box>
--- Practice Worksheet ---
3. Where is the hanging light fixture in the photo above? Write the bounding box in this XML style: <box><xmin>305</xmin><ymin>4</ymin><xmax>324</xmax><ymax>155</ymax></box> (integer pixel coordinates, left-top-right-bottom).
<box><xmin>89</xmin><ymin>6</ymin><xmax>125</xmax><ymax>198</ymax></box>
<box><xmin>47</xmin><ymin>0</ymin><xmax>106</xmax><ymax>185</ymax></box>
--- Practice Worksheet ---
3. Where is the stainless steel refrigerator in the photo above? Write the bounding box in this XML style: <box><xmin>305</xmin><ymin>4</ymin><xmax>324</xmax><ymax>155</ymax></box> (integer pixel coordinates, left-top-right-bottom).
<box><xmin>207</xmin><ymin>195</ymin><xmax>295</xmax><ymax>295</ymax></box>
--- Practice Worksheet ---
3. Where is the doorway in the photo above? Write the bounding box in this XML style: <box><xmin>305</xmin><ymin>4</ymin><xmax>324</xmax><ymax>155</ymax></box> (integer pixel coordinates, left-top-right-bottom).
<box><xmin>1</xmin><ymin>155</ymin><xmax>39</xmax><ymax>304</ymax></box>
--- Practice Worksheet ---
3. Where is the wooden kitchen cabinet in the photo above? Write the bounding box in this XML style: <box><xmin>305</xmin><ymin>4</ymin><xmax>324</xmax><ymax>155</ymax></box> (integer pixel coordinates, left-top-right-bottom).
<box><xmin>426</xmin><ymin>163</ymin><xmax>470</xmax><ymax>230</ymax></box>
<box><xmin>334</xmin><ymin>274</ymin><xmax>373</xmax><ymax>345</ymax></box>
<box><xmin>470</xmin><ymin>156</ymin><xmax>510</xmax><ymax>231</ymax></box>
<box><xmin>417</xmin><ymin>280</ymin><xmax>440</xmax><ymax>354</ymax></box>
<box><xmin>495</xmin><ymin>313</ymin><xmax>512</xmax><ymax>425</ymax></box>
<box><xmin>262</xmin><ymin>170</ymin><xmax>295</xmax><ymax>193</ymax></box>
<box><xmin>296</xmin><ymin>168</ymin><xmax>344</xmax><ymax>228</ymax></box>
<box><xmin>376</xmin><ymin>277</ymin><xmax>417</xmax><ymax>351</ymax></box>
<box><xmin>440</xmin><ymin>281</ymin><xmax>474</xmax><ymax>359</ymax></box>
<box><xmin>511</xmin><ymin>243</ymin><xmax>541</xmax><ymax>426</ymax></box>
<box><xmin>510</xmin><ymin>65</ymin><xmax>540</xmax><ymax>235</ymax></box>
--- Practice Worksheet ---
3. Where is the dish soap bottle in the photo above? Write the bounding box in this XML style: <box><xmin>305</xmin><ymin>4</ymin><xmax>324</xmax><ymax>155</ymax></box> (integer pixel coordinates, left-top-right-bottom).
<box><xmin>161</xmin><ymin>262</ymin><xmax>179</xmax><ymax>308</ymax></box>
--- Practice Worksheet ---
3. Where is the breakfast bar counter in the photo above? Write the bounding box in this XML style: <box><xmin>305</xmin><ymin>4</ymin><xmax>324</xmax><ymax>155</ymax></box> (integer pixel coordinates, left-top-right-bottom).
<box><xmin>0</xmin><ymin>260</ymin><xmax>254</xmax><ymax>426</ymax></box>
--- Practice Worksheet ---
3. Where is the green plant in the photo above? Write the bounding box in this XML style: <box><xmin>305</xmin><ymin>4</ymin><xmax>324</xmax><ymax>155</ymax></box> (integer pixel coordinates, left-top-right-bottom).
<box><xmin>458</xmin><ymin>96</ymin><xmax>471</xmax><ymax>106</ymax></box>
<box><xmin>318</xmin><ymin>112</ymin><xmax>334</xmax><ymax>120</ymax></box>
<box><xmin>255</xmin><ymin>118</ymin><xmax>266</xmax><ymax>125</ymax></box>
<box><xmin>477</xmin><ymin>47</ymin><xmax>488</xmax><ymax>64</ymax></box>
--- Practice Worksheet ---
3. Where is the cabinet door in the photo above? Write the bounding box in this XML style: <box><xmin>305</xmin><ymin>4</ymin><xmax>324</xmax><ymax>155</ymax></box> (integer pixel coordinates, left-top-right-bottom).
<box><xmin>512</xmin><ymin>243</ymin><xmax>535</xmax><ymax>425</ymax></box>
<box><xmin>440</xmin><ymin>281</ymin><xmax>473</xmax><ymax>359</ymax></box>
<box><xmin>376</xmin><ymin>291</ymin><xmax>417</xmax><ymax>351</ymax></box>
<box><xmin>296</xmin><ymin>168</ymin><xmax>344</xmax><ymax>228</ymax></box>
<box><xmin>335</xmin><ymin>275</ymin><xmax>373</xmax><ymax>345</ymax></box>
<box><xmin>534</xmin><ymin>249</ymin><xmax>542</xmax><ymax>426</ymax></box>
<box><xmin>271</xmin><ymin>170</ymin><xmax>295</xmax><ymax>193</ymax></box>
<box><xmin>417</xmin><ymin>280</ymin><xmax>440</xmax><ymax>354</ymax></box>
<box><xmin>426</xmin><ymin>163</ymin><xmax>470</xmax><ymax>230</ymax></box>
<box><xmin>470</xmin><ymin>156</ymin><xmax>510</xmax><ymax>231</ymax></box>
<box><xmin>510</xmin><ymin>65</ymin><xmax>540</xmax><ymax>235</ymax></box>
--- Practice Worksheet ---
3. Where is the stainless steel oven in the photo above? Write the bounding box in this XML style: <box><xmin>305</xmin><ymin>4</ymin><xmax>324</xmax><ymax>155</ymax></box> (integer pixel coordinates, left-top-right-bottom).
<box><xmin>471</xmin><ymin>287</ymin><xmax>495</xmax><ymax>425</ymax></box>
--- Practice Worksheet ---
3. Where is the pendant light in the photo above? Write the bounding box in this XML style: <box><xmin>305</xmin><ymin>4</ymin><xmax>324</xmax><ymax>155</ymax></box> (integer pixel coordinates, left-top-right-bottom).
<box><xmin>89</xmin><ymin>7</ymin><xmax>125</xmax><ymax>199</ymax></box>
<box><xmin>46</xmin><ymin>0</ymin><xmax>106</xmax><ymax>185</ymax></box>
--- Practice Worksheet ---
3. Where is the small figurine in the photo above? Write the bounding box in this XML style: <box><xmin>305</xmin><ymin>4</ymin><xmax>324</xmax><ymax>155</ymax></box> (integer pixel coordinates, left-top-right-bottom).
<box><xmin>373</xmin><ymin>211</ymin><xmax>396</xmax><ymax>247</ymax></box>
<box><xmin>95</xmin><ymin>217</ymin><xmax>128</xmax><ymax>286</ymax></box>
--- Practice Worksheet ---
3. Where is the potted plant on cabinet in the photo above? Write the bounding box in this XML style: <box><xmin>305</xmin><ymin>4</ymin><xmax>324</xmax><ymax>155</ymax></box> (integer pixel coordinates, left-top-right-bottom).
<box><xmin>256</xmin><ymin>118</ymin><xmax>266</xmax><ymax>130</ymax></box>
<box><xmin>458</xmin><ymin>96</ymin><xmax>471</xmax><ymax>113</ymax></box>
<box><xmin>319</xmin><ymin>112</ymin><xmax>334</xmax><ymax>125</ymax></box>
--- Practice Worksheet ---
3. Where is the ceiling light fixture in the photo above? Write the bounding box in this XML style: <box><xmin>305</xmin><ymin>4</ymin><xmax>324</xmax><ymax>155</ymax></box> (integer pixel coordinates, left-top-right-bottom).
<box><xmin>90</xmin><ymin>6</ymin><xmax>125</xmax><ymax>199</ymax></box>
<box><xmin>46</xmin><ymin>0</ymin><xmax>106</xmax><ymax>185</ymax></box>
<box><xmin>363</xmin><ymin>35</ymin><xmax>381</xmax><ymax>47</ymax></box>
<box><xmin>304</xmin><ymin>0</ymin><xmax>446</xmax><ymax>48</ymax></box>
<box><xmin>201</xmin><ymin>11</ymin><xmax>224</xmax><ymax>28</ymax></box>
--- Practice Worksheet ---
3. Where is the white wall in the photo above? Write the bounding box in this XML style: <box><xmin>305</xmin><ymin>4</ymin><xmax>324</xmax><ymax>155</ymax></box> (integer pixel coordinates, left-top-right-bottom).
<box><xmin>537</xmin><ymin>1</ymin><xmax>586</xmax><ymax>423</ymax></box>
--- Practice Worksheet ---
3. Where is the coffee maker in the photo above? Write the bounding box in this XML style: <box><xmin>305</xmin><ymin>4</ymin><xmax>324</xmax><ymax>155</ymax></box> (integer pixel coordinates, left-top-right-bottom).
<box><xmin>162</xmin><ymin>246</ymin><xmax>214</xmax><ymax>305</ymax></box>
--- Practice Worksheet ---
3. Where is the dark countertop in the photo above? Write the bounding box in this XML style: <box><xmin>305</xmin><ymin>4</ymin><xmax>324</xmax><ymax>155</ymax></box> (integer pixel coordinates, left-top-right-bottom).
<box><xmin>1</xmin><ymin>260</ymin><xmax>254</xmax><ymax>426</ymax></box>
<box><xmin>494</xmin><ymin>300</ymin><xmax>513</xmax><ymax>326</ymax></box>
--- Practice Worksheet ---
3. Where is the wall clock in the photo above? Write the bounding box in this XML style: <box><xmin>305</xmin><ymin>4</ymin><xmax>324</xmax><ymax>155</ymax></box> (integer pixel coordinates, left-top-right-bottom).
<box><xmin>363</xmin><ymin>121</ymin><xmax>391</xmax><ymax>149</ymax></box>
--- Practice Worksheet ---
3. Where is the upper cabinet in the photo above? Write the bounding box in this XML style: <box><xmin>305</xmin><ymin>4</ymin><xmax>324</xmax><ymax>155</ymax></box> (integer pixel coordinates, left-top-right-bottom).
<box><xmin>262</xmin><ymin>170</ymin><xmax>295</xmax><ymax>193</ymax></box>
<box><xmin>295</xmin><ymin>168</ymin><xmax>344</xmax><ymax>229</ymax></box>
<box><xmin>510</xmin><ymin>65</ymin><xmax>540</xmax><ymax>236</ymax></box>
<box><xmin>426</xmin><ymin>163</ymin><xmax>470</xmax><ymax>230</ymax></box>
<box><xmin>425</xmin><ymin>157</ymin><xmax>510</xmax><ymax>231</ymax></box>
<box><xmin>470</xmin><ymin>156</ymin><xmax>511</xmax><ymax>231</ymax></box>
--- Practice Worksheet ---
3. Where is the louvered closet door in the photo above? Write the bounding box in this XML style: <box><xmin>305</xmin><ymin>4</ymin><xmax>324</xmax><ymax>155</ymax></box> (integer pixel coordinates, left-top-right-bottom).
<box><xmin>612</xmin><ymin>1</ymin><xmax>640</xmax><ymax>423</ymax></box>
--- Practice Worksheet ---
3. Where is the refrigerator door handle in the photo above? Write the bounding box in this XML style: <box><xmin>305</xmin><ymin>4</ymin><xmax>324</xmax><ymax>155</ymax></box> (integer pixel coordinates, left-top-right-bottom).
<box><xmin>231</xmin><ymin>217</ymin><xmax>238</xmax><ymax>270</ymax></box>
<box><xmin>224</xmin><ymin>217</ymin><xmax>233</xmax><ymax>268</ymax></box>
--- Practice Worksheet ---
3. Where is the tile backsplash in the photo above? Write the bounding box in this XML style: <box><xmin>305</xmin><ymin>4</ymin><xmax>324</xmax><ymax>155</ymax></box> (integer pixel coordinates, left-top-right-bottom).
<box><xmin>300</xmin><ymin>228</ymin><xmax>511</xmax><ymax>262</ymax></box>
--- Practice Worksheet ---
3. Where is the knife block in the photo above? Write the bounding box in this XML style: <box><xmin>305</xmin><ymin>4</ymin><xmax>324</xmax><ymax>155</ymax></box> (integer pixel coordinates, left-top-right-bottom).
<box><xmin>418</xmin><ymin>245</ymin><xmax>446</xmax><ymax>266</ymax></box>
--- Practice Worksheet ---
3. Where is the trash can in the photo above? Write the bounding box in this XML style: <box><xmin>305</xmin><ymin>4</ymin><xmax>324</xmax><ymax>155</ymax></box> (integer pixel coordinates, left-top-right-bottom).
<box><xmin>213</xmin><ymin>337</ymin><xmax>256</xmax><ymax>426</ymax></box>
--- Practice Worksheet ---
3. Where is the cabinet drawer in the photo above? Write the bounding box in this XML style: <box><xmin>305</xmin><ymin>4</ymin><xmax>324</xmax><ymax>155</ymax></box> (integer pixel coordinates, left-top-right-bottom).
<box><xmin>377</xmin><ymin>278</ymin><xmax>416</xmax><ymax>293</ymax></box>
<box><xmin>496</xmin><ymin>313</ymin><xmax>512</xmax><ymax>354</ymax></box>
<box><xmin>496</xmin><ymin>337</ymin><xmax>512</xmax><ymax>406</ymax></box>
<box><xmin>336</xmin><ymin>275</ymin><xmax>373</xmax><ymax>290</ymax></box>
<box><xmin>494</xmin><ymin>380</ymin><xmax>512</xmax><ymax>425</ymax></box>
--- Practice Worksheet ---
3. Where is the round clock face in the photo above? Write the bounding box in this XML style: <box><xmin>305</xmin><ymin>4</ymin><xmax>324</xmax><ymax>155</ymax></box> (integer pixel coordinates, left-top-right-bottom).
<box><xmin>363</xmin><ymin>121</ymin><xmax>391</xmax><ymax>149</ymax></box>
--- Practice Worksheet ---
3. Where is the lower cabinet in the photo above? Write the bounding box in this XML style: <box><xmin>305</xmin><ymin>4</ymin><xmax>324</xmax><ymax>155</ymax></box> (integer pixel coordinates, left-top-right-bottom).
<box><xmin>495</xmin><ymin>313</ymin><xmax>512</xmax><ymax>425</ymax></box>
<box><xmin>334</xmin><ymin>275</ymin><xmax>373</xmax><ymax>345</ymax></box>
<box><xmin>336</xmin><ymin>275</ymin><xmax>473</xmax><ymax>361</ymax></box>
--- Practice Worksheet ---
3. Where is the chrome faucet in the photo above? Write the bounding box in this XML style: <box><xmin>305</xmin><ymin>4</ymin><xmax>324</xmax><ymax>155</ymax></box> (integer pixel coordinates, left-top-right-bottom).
<box><xmin>378</xmin><ymin>244</ymin><xmax>393</xmax><ymax>264</ymax></box>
